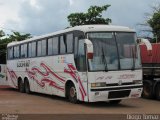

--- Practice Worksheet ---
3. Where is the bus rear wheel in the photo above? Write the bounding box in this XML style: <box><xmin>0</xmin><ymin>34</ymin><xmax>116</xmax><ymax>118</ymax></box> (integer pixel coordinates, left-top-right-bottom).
<box><xmin>155</xmin><ymin>83</ymin><xmax>160</xmax><ymax>100</ymax></box>
<box><xmin>18</xmin><ymin>80</ymin><xmax>24</xmax><ymax>93</ymax></box>
<box><xmin>142</xmin><ymin>80</ymin><xmax>153</xmax><ymax>99</ymax></box>
<box><xmin>24</xmin><ymin>80</ymin><xmax>31</xmax><ymax>94</ymax></box>
<box><xmin>67</xmin><ymin>84</ymin><xmax>77</xmax><ymax>103</ymax></box>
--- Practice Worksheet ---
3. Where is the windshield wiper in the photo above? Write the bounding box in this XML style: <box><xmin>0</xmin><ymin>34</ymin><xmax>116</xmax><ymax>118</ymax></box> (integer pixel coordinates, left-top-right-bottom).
<box><xmin>102</xmin><ymin>48</ymin><xmax>108</xmax><ymax>72</ymax></box>
<box><xmin>131</xmin><ymin>47</ymin><xmax>135</xmax><ymax>70</ymax></box>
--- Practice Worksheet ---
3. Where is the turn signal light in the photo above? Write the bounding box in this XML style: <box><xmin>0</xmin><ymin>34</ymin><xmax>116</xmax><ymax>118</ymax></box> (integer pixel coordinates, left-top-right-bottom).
<box><xmin>91</xmin><ymin>82</ymin><xmax>106</xmax><ymax>88</ymax></box>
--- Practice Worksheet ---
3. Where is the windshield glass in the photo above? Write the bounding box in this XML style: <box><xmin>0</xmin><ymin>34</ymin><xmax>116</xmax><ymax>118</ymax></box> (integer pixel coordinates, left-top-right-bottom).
<box><xmin>116</xmin><ymin>33</ymin><xmax>141</xmax><ymax>70</ymax></box>
<box><xmin>88</xmin><ymin>32</ymin><xmax>141</xmax><ymax>71</ymax></box>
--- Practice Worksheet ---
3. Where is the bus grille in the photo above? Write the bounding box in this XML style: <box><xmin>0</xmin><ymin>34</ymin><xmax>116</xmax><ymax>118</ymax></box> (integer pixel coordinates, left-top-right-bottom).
<box><xmin>108</xmin><ymin>90</ymin><xmax>131</xmax><ymax>99</ymax></box>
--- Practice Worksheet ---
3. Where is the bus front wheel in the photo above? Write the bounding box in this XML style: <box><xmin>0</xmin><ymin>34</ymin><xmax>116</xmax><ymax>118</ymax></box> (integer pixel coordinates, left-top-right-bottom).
<box><xmin>67</xmin><ymin>83</ymin><xmax>77</xmax><ymax>103</ymax></box>
<box><xmin>155</xmin><ymin>83</ymin><xmax>160</xmax><ymax>100</ymax></box>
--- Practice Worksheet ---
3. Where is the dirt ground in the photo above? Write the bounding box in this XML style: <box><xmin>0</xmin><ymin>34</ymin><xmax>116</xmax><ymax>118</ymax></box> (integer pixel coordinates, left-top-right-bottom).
<box><xmin>0</xmin><ymin>86</ymin><xmax>159</xmax><ymax>115</ymax></box>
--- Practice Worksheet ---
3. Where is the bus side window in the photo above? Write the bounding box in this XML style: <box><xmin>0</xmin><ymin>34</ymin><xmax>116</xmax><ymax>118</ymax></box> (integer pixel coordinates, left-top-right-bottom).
<box><xmin>13</xmin><ymin>46</ymin><xmax>16</xmax><ymax>59</ymax></box>
<box><xmin>8</xmin><ymin>47</ymin><xmax>13</xmax><ymax>59</ymax></box>
<box><xmin>24</xmin><ymin>44</ymin><xmax>27</xmax><ymax>58</ymax></box>
<box><xmin>28</xmin><ymin>43</ymin><xmax>32</xmax><ymax>57</ymax></box>
<box><xmin>17</xmin><ymin>46</ymin><xmax>19</xmax><ymax>58</ymax></box>
<box><xmin>76</xmin><ymin>40</ymin><xmax>86</xmax><ymax>71</ymax></box>
<box><xmin>31</xmin><ymin>42</ymin><xmax>36</xmax><ymax>57</ymax></box>
<box><xmin>66</xmin><ymin>34</ymin><xmax>73</xmax><ymax>53</ymax></box>
<box><xmin>48</xmin><ymin>37</ymin><xmax>59</xmax><ymax>55</ymax></box>
<box><xmin>60</xmin><ymin>36</ymin><xmax>66</xmax><ymax>54</ymax></box>
<box><xmin>42</xmin><ymin>39</ymin><xmax>46</xmax><ymax>56</ymax></box>
<box><xmin>37</xmin><ymin>41</ymin><xmax>42</xmax><ymax>56</ymax></box>
<box><xmin>11</xmin><ymin>47</ymin><xmax>13</xmax><ymax>59</ymax></box>
<box><xmin>20</xmin><ymin>45</ymin><xmax>24</xmax><ymax>58</ymax></box>
<box><xmin>53</xmin><ymin>37</ymin><xmax>59</xmax><ymax>55</ymax></box>
<box><xmin>14</xmin><ymin>46</ymin><xmax>19</xmax><ymax>59</ymax></box>
<box><xmin>21</xmin><ymin>44</ymin><xmax>27</xmax><ymax>58</ymax></box>
<box><xmin>74</xmin><ymin>37</ymin><xmax>78</xmax><ymax>58</ymax></box>
<box><xmin>48</xmin><ymin>38</ymin><xmax>53</xmax><ymax>55</ymax></box>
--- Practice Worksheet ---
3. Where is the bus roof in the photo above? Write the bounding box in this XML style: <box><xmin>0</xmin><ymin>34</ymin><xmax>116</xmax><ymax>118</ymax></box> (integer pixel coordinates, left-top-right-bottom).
<box><xmin>7</xmin><ymin>25</ymin><xmax>135</xmax><ymax>47</ymax></box>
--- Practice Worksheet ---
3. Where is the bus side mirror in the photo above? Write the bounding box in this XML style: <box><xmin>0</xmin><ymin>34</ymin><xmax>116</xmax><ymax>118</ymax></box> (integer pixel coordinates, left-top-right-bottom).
<box><xmin>84</xmin><ymin>39</ymin><xmax>93</xmax><ymax>59</ymax></box>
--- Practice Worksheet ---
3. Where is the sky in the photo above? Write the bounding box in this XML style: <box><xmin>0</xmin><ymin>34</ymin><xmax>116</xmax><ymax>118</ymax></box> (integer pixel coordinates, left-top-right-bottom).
<box><xmin>0</xmin><ymin>0</ymin><xmax>159</xmax><ymax>37</ymax></box>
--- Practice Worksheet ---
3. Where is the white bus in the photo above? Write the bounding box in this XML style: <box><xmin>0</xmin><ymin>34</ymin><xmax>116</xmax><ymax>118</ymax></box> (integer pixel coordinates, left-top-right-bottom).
<box><xmin>7</xmin><ymin>25</ymin><xmax>143</xmax><ymax>104</ymax></box>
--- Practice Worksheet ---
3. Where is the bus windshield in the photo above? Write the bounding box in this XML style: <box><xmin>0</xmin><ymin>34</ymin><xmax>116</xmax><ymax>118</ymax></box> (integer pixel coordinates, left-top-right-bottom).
<box><xmin>88</xmin><ymin>32</ymin><xmax>141</xmax><ymax>71</ymax></box>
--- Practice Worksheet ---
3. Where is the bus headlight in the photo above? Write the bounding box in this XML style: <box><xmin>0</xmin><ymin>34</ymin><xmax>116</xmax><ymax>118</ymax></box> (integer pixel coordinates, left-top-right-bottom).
<box><xmin>91</xmin><ymin>82</ymin><xmax>106</xmax><ymax>88</ymax></box>
<box><xmin>133</xmin><ymin>80</ymin><xmax>142</xmax><ymax>84</ymax></box>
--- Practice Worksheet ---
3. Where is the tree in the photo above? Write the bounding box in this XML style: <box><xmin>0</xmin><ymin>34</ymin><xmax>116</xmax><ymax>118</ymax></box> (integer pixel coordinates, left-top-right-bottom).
<box><xmin>0</xmin><ymin>30</ymin><xmax>5</xmax><ymax>38</ymax></box>
<box><xmin>9</xmin><ymin>32</ymin><xmax>31</xmax><ymax>41</ymax></box>
<box><xmin>147</xmin><ymin>4</ymin><xmax>160</xmax><ymax>42</ymax></box>
<box><xmin>67</xmin><ymin>5</ymin><xmax>111</xmax><ymax>27</ymax></box>
<box><xmin>0</xmin><ymin>31</ymin><xmax>32</xmax><ymax>64</ymax></box>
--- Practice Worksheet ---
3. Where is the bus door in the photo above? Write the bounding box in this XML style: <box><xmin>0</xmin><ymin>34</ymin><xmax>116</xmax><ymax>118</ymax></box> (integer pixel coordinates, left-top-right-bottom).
<box><xmin>76</xmin><ymin>40</ymin><xmax>88</xmax><ymax>101</ymax></box>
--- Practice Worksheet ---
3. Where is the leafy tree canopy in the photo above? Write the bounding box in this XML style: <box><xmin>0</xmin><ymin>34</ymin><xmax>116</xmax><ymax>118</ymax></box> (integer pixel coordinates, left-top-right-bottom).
<box><xmin>147</xmin><ymin>6</ymin><xmax>160</xmax><ymax>41</ymax></box>
<box><xmin>68</xmin><ymin>5</ymin><xmax>111</xmax><ymax>27</ymax></box>
<box><xmin>9</xmin><ymin>32</ymin><xmax>31</xmax><ymax>41</ymax></box>
<box><xmin>0</xmin><ymin>30</ymin><xmax>5</xmax><ymax>37</ymax></box>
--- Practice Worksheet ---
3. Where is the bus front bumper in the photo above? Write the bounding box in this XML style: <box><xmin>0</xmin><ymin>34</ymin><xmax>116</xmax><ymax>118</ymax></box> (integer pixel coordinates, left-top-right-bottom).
<box><xmin>89</xmin><ymin>85</ymin><xmax>143</xmax><ymax>102</ymax></box>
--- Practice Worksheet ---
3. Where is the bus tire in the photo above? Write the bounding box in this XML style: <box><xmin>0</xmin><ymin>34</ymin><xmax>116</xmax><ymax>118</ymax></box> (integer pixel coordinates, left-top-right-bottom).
<box><xmin>67</xmin><ymin>83</ymin><xmax>77</xmax><ymax>103</ymax></box>
<box><xmin>18</xmin><ymin>79</ymin><xmax>25</xmax><ymax>93</ymax></box>
<box><xmin>109</xmin><ymin>100</ymin><xmax>121</xmax><ymax>105</ymax></box>
<box><xmin>155</xmin><ymin>83</ymin><xmax>160</xmax><ymax>100</ymax></box>
<box><xmin>24</xmin><ymin>79</ymin><xmax>31</xmax><ymax>94</ymax></box>
<box><xmin>142</xmin><ymin>80</ymin><xmax>153</xmax><ymax>99</ymax></box>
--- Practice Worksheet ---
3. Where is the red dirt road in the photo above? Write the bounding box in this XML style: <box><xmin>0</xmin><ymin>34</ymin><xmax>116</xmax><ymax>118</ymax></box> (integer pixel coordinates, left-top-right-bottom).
<box><xmin>0</xmin><ymin>86</ymin><xmax>159</xmax><ymax>114</ymax></box>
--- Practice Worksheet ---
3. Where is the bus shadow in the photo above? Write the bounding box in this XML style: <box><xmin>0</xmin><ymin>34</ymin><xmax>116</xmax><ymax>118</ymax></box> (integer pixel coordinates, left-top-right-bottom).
<box><xmin>35</xmin><ymin>93</ymin><xmax>139</xmax><ymax>108</ymax></box>
<box><xmin>25</xmin><ymin>92</ymin><xmax>135</xmax><ymax>108</ymax></box>
<box><xmin>80</xmin><ymin>101</ymin><xmax>138</xmax><ymax>109</ymax></box>
<box><xmin>0</xmin><ymin>87</ymin><xmax>17</xmax><ymax>91</ymax></box>
<box><xmin>29</xmin><ymin>92</ymin><xmax>69</xmax><ymax>102</ymax></box>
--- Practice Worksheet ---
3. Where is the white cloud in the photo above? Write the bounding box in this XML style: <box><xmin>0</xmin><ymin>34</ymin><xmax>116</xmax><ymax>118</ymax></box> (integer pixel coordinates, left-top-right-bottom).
<box><xmin>7</xmin><ymin>0</ymin><xmax>70</xmax><ymax>35</ymax></box>
<box><xmin>69</xmin><ymin>0</ymin><xmax>74</xmax><ymax>6</ymax></box>
<box><xmin>29</xmin><ymin>0</ymin><xmax>37</xmax><ymax>6</ymax></box>
<box><xmin>0</xmin><ymin>0</ymin><xmax>20</xmax><ymax>27</ymax></box>
<box><xmin>0</xmin><ymin>0</ymin><xmax>159</xmax><ymax>36</ymax></box>
<box><xmin>29</xmin><ymin>0</ymin><xmax>41</xmax><ymax>10</ymax></box>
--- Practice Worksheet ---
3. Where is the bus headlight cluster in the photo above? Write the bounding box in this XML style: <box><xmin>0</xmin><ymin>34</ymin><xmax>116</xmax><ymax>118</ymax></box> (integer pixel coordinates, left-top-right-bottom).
<box><xmin>91</xmin><ymin>82</ymin><xmax>106</xmax><ymax>88</ymax></box>
<box><xmin>133</xmin><ymin>80</ymin><xmax>142</xmax><ymax>84</ymax></box>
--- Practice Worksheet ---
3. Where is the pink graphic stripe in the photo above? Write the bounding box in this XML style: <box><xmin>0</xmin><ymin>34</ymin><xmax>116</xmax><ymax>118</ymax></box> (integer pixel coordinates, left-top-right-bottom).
<box><xmin>64</xmin><ymin>64</ymin><xmax>87</xmax><ymax>100</ymax></box>
<box><xmin>79</xmin><ymin>87</ymin><xmax>84</xmax><ymax>101</ymax></box>
<box><xmin>7</xmin><ymin>68</ymin><xmax>17</xmax><ymax>88</ymax></box>
<box><xmin>41</xmin><ymin>63</ymin><xmax>65</xmax><ymax>83</ymax></box>
<box><xmin>26</xmin><ymin>63</ymin><xmax>65</xmax><ymax>92</ymax></box>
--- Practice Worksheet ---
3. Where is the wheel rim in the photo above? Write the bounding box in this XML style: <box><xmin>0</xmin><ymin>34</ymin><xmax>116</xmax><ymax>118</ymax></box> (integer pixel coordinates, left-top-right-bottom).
<box><xmin>70</xmin><ymin>87</ymin><xmax>76</xmax><ymax>98</ymax></box>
